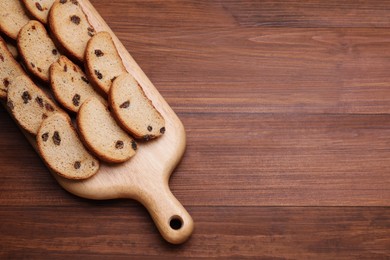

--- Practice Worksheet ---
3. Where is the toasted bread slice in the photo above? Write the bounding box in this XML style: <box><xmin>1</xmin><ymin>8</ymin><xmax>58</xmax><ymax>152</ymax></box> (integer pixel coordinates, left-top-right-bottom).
<box><xmin>0</xmin><ymin>0</ymin><xmax>30</xmax><ymax>40</ymax></box>
<box><xmin>50</xmin><ymin>55</ymin><xmax>104</xmax><ymax>112</ymax></box>
<box><xmin>48</xmin><ymin>0</ymin><xmax>95</xmax><ymax>62</ymax></box>
<box><xmin>85</xmin><ymin>31</ymin><xmax>127</xmax><ymax>95</ymax></box>
<box><xmin>77</xmin><ymin>97</ymin><xmax>137</xmax><ymax>163</ymax></box>
<box><xmin>37</xmin><ymin>113</ymin><xmax>100</xmax><ymax>180</ymax></box>
<box><xmin>7</xmin><ymin>75</ymin><xmax>62</xmax><ymax>135</ymax></box>
<box><xmin>18</xmin><ymin>20</ymin><xmax>60</xmax><ymax>83</ymax></box>
<box><xmin>109</xmin><ymin>74</ymin><xmax>165</xmax><ymax>140</ymax></box>
<box><xmin>0</xmin><ymin>38</ymin><xmax>25</xmax><ymax>99</ymax></box>
<box><xmin>21</xmin><ymin>0</ymin><xmax>55</xmax><ymax>24</ymax></box>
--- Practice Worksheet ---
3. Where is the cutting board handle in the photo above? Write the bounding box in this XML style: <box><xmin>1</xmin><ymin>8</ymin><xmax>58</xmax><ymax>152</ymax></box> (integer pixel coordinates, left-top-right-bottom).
<box><xmin>135</xmin><ymin>180</ymin><xmax>194</xmax><ymax>244</ymax></box>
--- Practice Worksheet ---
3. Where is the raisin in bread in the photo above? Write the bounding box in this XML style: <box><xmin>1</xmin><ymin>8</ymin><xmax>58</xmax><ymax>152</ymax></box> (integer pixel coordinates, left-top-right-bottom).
<box><xmin>21</xmin><ymin>0</ymin><xmax>55</xmax><ymax>24</ymax></box>
<box><xmin>7</xmin><ymin>75</ymin><xmax>62</xmax><ymax>135</ymax></box>
<box><xmin>37</xmin><ymin>113</ymin><xmax>99</xmax><ymax>180</ymax></box>
<box><xmin>0</xmin><ymin>0</ymin><xmax>30</xmax><ymax>40</ymax></box>
<box><xmin>85</xmin><ymin>31</ymin><xmax>127</xmax><ymax>95</ymax></box>
<box><xmin>49</xmin><ymin>0</ymin><xmax>95</xmax><ymax>62</ymax></box>
<box><xmin>18</xmin><ymin>20</ymin><xmax>60</xmax><ymax>83</ymax></box>
<box><xmin>109</xmin><ymin>74</ymin><xmax>165</xmax><ymax>140</ymax></box>
<box><xmin>77</xmin><ymin>97</ymin><xmax>137</xmax><ymax>163</ymax></box>
<box><xmin>50</xmin><ymin>55</ymin><xmax>105</xmax><ymax>112</ymax></box>
<box><xmin>0</xmin><ymin>39</ymin><xmax>26</xmax><ymax>99</ymax></box>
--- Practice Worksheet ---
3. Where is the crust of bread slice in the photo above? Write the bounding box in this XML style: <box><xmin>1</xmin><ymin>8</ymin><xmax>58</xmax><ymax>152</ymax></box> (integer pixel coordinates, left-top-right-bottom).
<box><xmin>0</xmin><ymin>0</ymin><xmax>30</xmax><ymax>40</ymax></box>
<box><xmin>18</xmin><ymin>20</ymin><xmax>60</xmax><ymax>83</ymax></box>
<box><xmin>37</xmin><ymin>112</ymin><xmax>100</xmax><ymax>180</ymax></box>
<box><xmin>21</xmin><ymin>0</ymin><xmax>55</xmax><ymax>25</ymax></box>
<box><xmin>0</xmin><ymin>38</ymin><xmax>26</xmax><ymax>99</ymax></box>
<box><xmin>85</xmin><ymin>31</ymin><xmax>127</xmax><ymax>96</ymax></box>
<box><xmin>7</xmin><ymin>75</ymin><xmax>62</xmax><ymax>135</ymax></box>
<box><xmin>50</xmin><ymin>55</ymin><xmax>105</xmax><ymax>112</ymax></box>
<box><xmin>109</xmin><ymin>74</ymin><xmax>166</xmax><ymax>140</ymax></box>
<box><xmin>77</xmin><ymin>97</ymin><xmax>137</xmax><ymax>163</ymax></box>
<box><xmin>48</xmin><ymin>0</ymin><xmax>95</xmax><ymax>62</ymax></box>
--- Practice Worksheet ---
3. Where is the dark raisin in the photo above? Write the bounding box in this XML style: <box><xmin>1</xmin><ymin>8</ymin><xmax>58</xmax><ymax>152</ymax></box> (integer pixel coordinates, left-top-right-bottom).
<box><xmin>91</xmin><ymin>161</ymin><xmax>96</xmax><ymax>167</ymax></box>
<box><xmin>0</xmin><ymin>54</ymin><xmax>4</xmax><ymax>62</ymax></box>
<box><xmin>31</xmin><ymin>62</ymin><xmax>35</xmax><ymax>68</ymax></box>
<box><xmin>60</xmin><ymin>0</ymin><xmax>67</xmax><ymax>3</ymax></box>
<box><xmin>53</xmin><ymin>131</ymin><xmax>61</xmax><ymax>145</ymax></box>
<box><xmin>74</xmin><ymin>161</ymin><xmax>81</xmax><ymax>169</ymax></box>
<box><xmin>42</xmin><ymin>114</ymin><xmax>48</xmax><ymax>119</ymax></box>
<box><xmin>64</xmin><ymin>64</ymin><xmax>68</xmax><ymax>72</ymax></box>
<box><xmin>131</xmin><ymin>140</ymin><xmax>137</xmax><ymax>151</ymax></box>
<box><xmin>160</xmin><ymin>127</ymin><xmax>166</xmax><ymax>134</ymax></box>
<box><xmin>115</xmin><ymin>140</ymin><xmax>124</xmax><ymax>149</ymax></box>
<box><xmin>36</xmin><ymin>2</ymin><xmax>43</xmax><ymax>11</ymax></box>
<box><xmin>37</xmin><ymin>67</ymin><xmax>42</xmax><ymax>73</ymax></box>
<box><xmin>94</xmin><ymin>49</ymin><xmax>104</xmax><ymax>57</ymax></box>
<box><xmin>7</xmin><ymin>100</ymin><xmax>14</xmax><ymax>110</ymax></box>
<box><xmin>42</xmin><ymin>132</ymin><xmax>49</xmax><ymax>142</ymax></box>
<box><xmin>87</xmin><ymin>27</ymin><xmax>95</xmax><ymax>37</ymax></box>
<box><xmin>143</xmin><ymin>135</ymin><xmax>152</xmax><ymax>141</ymax></box>
<box><xmin>119</xmin><ymin>101</ymin><xmax>130</xmax><ymax>109</ymax></box>
<box><xmin>73</xmin><ymin>66</ymin><xmax>77</xmax><ymax>72</ymax></box>
<box><xmin>52</xmin><ymin>49</ymin><xmax>58</xmax><ymax>55</ymax></box>
<box><xmin>147</xmin><ymin>126</ymin><xmax>153</xmax><ymax>132</ymax></box>
<box><xmin>94</xmin><ymin>70</ymin><xmax>103</xmax><ymax>79</ymax></box>
<box><xmin>81</xmin><ymin>76</ymin><xmax>89</xmax><ymax>84</ymax></box>
<box><xmin>32</xmin><ymin>25</ymin><xmax>36</xmax><ymax>30</ymax></box>
<box><xmin>3</xmin><ymin>78</ymin><xmax>9</xmax><ymax>88</ymax></box>
<box><xmin>72</xmin><ymin>94</ymin><xmax>81</xmax><ymax>106</ymax></box>
<box><xmin>35</xmin><ymin>96</ymin><xmax>44</xmax><ymax>108</ymax></box>
<box><xmin>22</xmin><ymin>91</ymin><xmax>32</xmax><ymax>104</ymax></box>
<box><xmin>70</xmin><ymin>15</ymin><xmax>81</xmax><ymax>25</ymax></box>
<box><xmin>111</xmin><ymin>76</ymin><xmax>117</xmax><ymax>83</ymax></box>
<box><xmin>71</xmin><ymin>0</ymin><xmax>78</xmax><ymax>5</ymax></box>
<box><xmin>45</xmin><ymin>103</ymin><xmax>55</xmax><ymax>112</ymax></box>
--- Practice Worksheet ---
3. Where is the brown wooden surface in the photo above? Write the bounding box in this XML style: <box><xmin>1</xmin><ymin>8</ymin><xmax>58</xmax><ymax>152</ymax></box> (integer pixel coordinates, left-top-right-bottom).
<box><xmin>1</xmin><ymin>0</ymin><xmax>390</xmax><ymax>258</ymax></box>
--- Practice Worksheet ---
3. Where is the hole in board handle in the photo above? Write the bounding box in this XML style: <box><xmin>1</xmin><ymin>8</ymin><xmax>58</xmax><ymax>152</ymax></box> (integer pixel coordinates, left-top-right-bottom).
<box><xmin>169</xmin><ymin>216</ymin><xmax>183</xmax><ymax>230</ymax></box>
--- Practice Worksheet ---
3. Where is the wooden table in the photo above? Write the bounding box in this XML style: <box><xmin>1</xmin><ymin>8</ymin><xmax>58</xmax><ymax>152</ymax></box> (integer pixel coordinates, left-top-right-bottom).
<box><xmin>1</xmin><ymin>0</ymin><xmax>390</xmax><ymax>258</ymax></box>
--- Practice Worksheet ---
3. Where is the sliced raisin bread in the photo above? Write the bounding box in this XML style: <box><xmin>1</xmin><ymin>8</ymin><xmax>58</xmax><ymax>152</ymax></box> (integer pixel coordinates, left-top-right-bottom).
<box><xmin>109</xmin><ymin>74</ymin><xmax>165</xmax><ymax>140</ymax></box>
<box><xmin>77</xmin><ymin>97</ymin><xmax>137</xmax><ymax>163</ymax></box>
<box><xmin>50</xmin><ymin>55</ymin><xmax>105</xmax><ymax>112</ymax></box>
<box><xmin>7</xmin><ymin>75</ymin><xmax>62</xmax><ymax>135</ymax></box>
<box><xmin>18</xmin><ymin>20</ymin><xmax>60</xmax><ymax>83</ymax></box>
<box><xmin>49</xmin><ymin>0</ymin><xmax>95</xmax><ymax>62</ymax></box>
<box><xmin>22</xmin><ymin>0</ymin><xmax>55</xmax><ymax>25</ymax></box>
<box><xmin>0</xmin><ymin>0</ymin><xmax>30</xmax><ymax>40</ymax></box>
<box><xmin>0</xmin><ymin>39</ymin><xmax>26</xmax><ymax>99</ymax></box>
<box><xmin>85</xmin><ymin>32</ymin><xmax>127</xmax><ymax>95</ymax></box>
<box><xmin>37</xmin><ymin>113</ymin><xmax>99</xmax><ymax>180</ymax></box>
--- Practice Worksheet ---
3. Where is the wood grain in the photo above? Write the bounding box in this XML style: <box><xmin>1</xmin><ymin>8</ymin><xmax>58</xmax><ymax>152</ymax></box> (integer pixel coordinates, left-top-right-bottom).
<box><xmin>1</xmin><ymin>0</ymin><xmax>390</xmax><ymax>258</ymax></box>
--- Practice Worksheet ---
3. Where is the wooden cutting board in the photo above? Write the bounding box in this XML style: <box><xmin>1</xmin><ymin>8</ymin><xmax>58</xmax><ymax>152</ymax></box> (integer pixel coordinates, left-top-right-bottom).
<box><xmin>2</xmin><ymin>0</ymin><xmax>193</xmax><ymax>245</ymax></box>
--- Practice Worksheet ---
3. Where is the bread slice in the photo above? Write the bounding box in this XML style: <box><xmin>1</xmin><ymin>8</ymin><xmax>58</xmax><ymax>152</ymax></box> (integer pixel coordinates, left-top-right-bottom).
<box><xmin>48</xmin><ymin>0</ymin><xmax>95</xmax><ymax>62</ymax></box>
<box><xmin>77</xmin><ymin>97</ymin><xmax>137</xmax><ymax>163</ymax></box>
<box><xmin>7</xmin><ymin>75</ymin><xmax>62</xmax><ymax>135</ymax></box>
<box><xmin>21</xmin><ymin>0</ymin><xmax>55</xmax><ymax>25</ymax></box>
<box><xmin>50</xmin><ymin>55</ymin><xmax>105</xmax><ymax>112</ymax></box>
<box><xmin>6</xmin><ymin>42</ymin><xmax>19</xmax><ymax>59</ymax></box>
<box><xmin>0</xmin><ymin>0</ymin><xmax>30</xmax><ymax>40</ymax></box>
<box><xmin>37</xmin><ymin>113</ymin><xmax>99</xmax><ymax>180</ymax></box>
<box><xmin>0</xmin><ymin>38</ymin><xmax>26</xmax><ymax>99</ymax></box>
<box><xmin>85</xmin><ymin>31</ymin><xmax>127</xmax><ymax>95</ymax></box>
<box><xmin>18</xmin><ymin>20</ymin><xmax>60</xmax><ymax>83</ymax></box>
<box><xmin>109</xmin><ymin>74</ymin><xmax>165</xmax><ymax>140</ymax></box>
